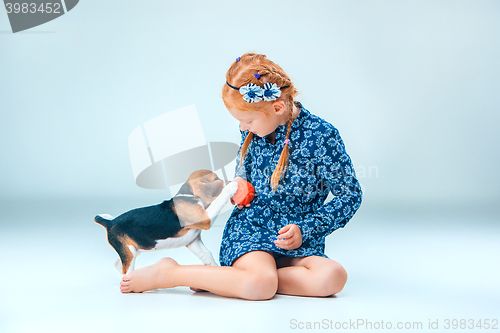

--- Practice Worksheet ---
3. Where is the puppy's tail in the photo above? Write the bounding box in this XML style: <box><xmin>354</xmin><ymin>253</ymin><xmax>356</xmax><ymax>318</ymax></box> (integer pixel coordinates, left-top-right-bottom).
<box><xmin>94</xmin><ymin>214</ymin><xmax>114</xmax><ymax>229</ymax></box>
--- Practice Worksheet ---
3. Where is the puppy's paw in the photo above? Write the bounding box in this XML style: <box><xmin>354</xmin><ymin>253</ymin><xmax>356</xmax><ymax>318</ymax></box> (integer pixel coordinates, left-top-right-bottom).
<box><xmin>225</xmin><ymin>181</ymin><xmax>239</xmax><ymax>196</ymax></box>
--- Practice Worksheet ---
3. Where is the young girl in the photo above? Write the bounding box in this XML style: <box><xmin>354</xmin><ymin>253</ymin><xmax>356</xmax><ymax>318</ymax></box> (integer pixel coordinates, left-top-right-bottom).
<box><xmin>120</xmin><ymin>53</ymin><xmax>362</xmax><ymax>300</ymax></box>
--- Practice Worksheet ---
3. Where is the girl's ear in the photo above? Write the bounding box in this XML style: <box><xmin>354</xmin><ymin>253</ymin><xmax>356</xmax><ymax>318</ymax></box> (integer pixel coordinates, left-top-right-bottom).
<box><xmin>272</xmin><ymin>100</ymin><xmax>286</xmax><ymax>116</ymax></box>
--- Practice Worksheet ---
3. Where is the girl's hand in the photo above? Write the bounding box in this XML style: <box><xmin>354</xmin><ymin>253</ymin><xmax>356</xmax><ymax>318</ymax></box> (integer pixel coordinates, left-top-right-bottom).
<box><xmin>232</xmin><ymin>200</ymin><xmax>251</xmax><ymax>209</ymax></box>
<box><xmin>274</xmin><ymin>224</ymin><xmax>302</xmax><ymax>250</ymax></box>
<box><xmin>230</xmin><ymin>177</ymin><xmax>252</xmax><ymax>209</ymax></box>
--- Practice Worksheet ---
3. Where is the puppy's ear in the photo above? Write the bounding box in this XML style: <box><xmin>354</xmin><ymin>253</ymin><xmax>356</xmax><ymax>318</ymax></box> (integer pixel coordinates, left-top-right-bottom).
<box><xmin>177</xmin><ymin>182</ymin><xmax>193</xmax><ymax>195</ymax></box>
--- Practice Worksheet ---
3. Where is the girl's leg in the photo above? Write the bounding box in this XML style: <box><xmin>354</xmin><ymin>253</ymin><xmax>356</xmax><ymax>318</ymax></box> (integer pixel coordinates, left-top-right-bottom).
<box><xmin>120</xmin><ymin>251</ymin><xmax>278</xmax><ymax>300</ymax></box>
<box><xmin>275</xmin><ymin>256</ymin><xmax>347</xmax><ymax>297</ymax></box>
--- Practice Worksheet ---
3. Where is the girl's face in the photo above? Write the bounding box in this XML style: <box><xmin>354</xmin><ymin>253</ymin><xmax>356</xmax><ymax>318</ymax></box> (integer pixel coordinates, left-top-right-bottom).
<box><xmin>227</xmin><ymin>101</ymin><xmax>287</xmax><ymax>138</ymax></box>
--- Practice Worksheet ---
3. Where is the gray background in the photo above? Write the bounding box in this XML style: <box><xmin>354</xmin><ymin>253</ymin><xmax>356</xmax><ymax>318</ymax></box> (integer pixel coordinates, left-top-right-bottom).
<box><xmin>1</xmin><ymin>1</ymin><xmax>499</xmax><ymax>332</ymax></box>
<box><xmin>1</xmin><ymin>0</ymin><xmax>499</xmax><ymax>208</ymax></box>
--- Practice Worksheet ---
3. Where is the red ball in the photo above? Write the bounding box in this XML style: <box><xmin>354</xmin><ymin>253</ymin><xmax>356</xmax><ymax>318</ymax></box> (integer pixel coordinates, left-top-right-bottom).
<box><xmin>231</xmin><ymin>180</ymin><xmax>255</xmax><ymax>206</ymax></box>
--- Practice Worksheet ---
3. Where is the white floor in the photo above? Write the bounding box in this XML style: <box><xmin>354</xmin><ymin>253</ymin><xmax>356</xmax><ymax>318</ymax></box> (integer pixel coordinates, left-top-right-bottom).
<box><xmin>1</xmin><ymin>198</ymin><xmax>499</xmax><ymax>333</ymax></box>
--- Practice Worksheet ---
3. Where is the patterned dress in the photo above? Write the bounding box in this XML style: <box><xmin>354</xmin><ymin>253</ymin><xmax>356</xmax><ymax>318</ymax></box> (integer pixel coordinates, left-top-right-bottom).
<box><xmin>219</xmin><ymin>102</ymin><xmax>362</xmax><ymax>266</ymax></box>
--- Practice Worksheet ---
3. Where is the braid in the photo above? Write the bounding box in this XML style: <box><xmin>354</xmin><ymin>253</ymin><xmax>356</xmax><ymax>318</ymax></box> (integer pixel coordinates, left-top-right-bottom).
<box><xmin>237</xmin><ymin>131</ymin><xmax>254</xmax><ymax>172</ymax></box>
<box><xmin>270</xmin><ymin>109</ymin><xmax>293</xmax><ymax>191</ymax></box>
<box><xmin>266</xmin><ymin>68</ymin><xmax>294</xmax><ymax>112</ymax></box>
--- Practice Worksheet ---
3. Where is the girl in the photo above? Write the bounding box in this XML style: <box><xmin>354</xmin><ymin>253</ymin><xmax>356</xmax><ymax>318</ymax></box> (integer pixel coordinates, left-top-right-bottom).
<box><xmin>120</xmin><ymin>53</ymin><xmax>362</xmax><ymax>300</ymax></box>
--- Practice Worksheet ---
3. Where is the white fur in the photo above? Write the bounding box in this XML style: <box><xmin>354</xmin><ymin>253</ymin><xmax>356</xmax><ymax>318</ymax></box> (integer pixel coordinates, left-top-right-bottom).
<box><xmin>147</xmin><ymin>228</ymin><xmax>201</xmax><ymax>251</ymax></box>
<box><xmin>187</xmin><ymin>235</ymin><xmax>217</xmax><ymax>266</ymax></box>
<box><xmin>206</xmin><ymin>181</ymin><xmax>238</xmax><ymax>223</ymax></box>
<box><xmin>114</xmin><ymin>258</ymin><xmax>122</xmax><ymax>272</ymax></box>
<box><xmin>127</xmin><ymin>245</ymin><xmax>138</xmax><ymax>274</ymax></box>
<box><xmin>98</xmin><ymin>213</ymin><xmax>114</xmax><ymax>220</ymax></box>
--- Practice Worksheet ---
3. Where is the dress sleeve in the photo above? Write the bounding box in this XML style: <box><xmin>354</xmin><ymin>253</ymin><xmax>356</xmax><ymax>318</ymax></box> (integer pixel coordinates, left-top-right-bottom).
<box><xmin>297</xmin><ymin>127</ymin><xmax>362</xmax><ymax>242</ymax></box>
<box><xmin>234</xmin><ymin>130</ymin><xmax>252</xmax><ymax>181</ymax></box>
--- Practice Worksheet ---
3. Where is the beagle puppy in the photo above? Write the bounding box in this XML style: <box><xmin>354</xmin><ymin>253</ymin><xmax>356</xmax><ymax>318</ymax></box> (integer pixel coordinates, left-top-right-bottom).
<box><xmin>94</xmin><ymin>169</ymin><xmax>239</xmax><ymax>275</ymax></box>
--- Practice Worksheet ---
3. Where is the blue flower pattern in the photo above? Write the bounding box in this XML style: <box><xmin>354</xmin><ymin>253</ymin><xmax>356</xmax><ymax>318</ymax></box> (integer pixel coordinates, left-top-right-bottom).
<box><xmin>237</xmin><ymin>82</ymin><xmax>283</xmax><ymax>103</ymax></box>
<box><xmin>219</xmin><ymin>103</ymin><xmax>362</xmax><ymax>266</ymax></box>
<box><xmin>262</xmin><ymin>83</ymin><xmax>282</xmax><ymax>101</ymax></box>
<box><xmin>239</xmin><ymin>83</ymin><xmax>263</xmax><ymax>103</ymax></box>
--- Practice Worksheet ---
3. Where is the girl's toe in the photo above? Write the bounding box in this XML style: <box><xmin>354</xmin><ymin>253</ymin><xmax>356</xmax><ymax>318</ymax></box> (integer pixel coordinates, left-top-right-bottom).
<box><xmin>120</xmin><ymin>279</ymin><xmax>131</xmax><ymax>291</ymax></box>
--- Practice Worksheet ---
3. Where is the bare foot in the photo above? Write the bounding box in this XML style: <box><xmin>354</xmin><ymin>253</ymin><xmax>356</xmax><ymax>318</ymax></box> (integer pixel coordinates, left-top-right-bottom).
<box><xmin>120</xmin><ymin>258</ymin><xmax>179</xmax><ymax>293</ymax></box>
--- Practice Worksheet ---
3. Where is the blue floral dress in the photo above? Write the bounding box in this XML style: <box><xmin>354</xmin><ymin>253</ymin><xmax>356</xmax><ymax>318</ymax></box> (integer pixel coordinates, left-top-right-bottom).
<box><xmin>219</xmin><ymin>103</ymin><xmax>362</xmax><ymax>266</ymax></box>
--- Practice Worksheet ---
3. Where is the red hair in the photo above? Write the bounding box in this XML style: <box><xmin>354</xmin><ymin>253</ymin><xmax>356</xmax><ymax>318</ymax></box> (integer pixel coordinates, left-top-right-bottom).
<box><xmin>222</xmin><ymin>53</ymin><xmax>299</xmax><ymax>191</ymax></box>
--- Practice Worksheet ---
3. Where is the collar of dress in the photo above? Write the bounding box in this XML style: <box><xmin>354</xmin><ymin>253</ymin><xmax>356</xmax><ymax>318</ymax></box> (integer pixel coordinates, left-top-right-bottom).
<box><xmin>262</xmin><ymin>103</ymin><xmax>309</xmax><ymax>146</ymax></box>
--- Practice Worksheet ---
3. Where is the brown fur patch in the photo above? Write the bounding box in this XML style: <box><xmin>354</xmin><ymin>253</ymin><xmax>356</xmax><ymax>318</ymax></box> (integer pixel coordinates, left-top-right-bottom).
<box><xmin>184</xmin><ymin>170</ymin><xmax>224</xmax><ymax>205</ymax></box>
<box><xmin>173</xmin><ymin>228</ymin><xmax>190</xmax><ymax>237</ymax></box>
<box><xmin>106</xmin><ymin>233</ymin><xmax>138</xmax><ymax>275</ymax></box>
<box><xmin>186</xmin><ymin>218</ymin><xmax>211</xmax><ymax>230</ymax></box>
<box><xmin>173</xmin><ymin>197</ymin><xmax>211</xmax><ymax>229</ymax></box>
<box><xmin>122</xmin><ymin>235</ymin><xmax>138</xmax><ymax>249</ymax></box>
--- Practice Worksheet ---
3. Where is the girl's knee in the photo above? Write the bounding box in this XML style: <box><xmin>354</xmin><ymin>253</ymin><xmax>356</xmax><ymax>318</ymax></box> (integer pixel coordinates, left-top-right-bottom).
<box><xmin>316</xmin><ymin>261</ymin><xmax>348</xmax><ymax>296</ymax></box>
<box><xmin>240</xmin><ymin>270</ymin><xmax>278</xmax><ymax>301</ymax></box>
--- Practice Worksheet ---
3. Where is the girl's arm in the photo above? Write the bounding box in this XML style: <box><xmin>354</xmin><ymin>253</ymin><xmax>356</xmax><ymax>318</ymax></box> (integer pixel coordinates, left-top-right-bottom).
<box><xmin>231</xmin><ymin>130</ymin><xmax>253</xmax><ymax>209</ymax></box>
<box><xmin>297</xmin><ymin>127</ymin><xmax>363</xmax><ymax>242</ymax></box>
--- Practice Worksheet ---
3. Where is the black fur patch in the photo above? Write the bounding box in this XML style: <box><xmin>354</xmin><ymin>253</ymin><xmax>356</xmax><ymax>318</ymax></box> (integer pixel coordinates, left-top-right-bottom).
<box><xmin>108</xmin><ymin>200</ymin><xmax>182</xmax><ymax>250</ymax></box>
